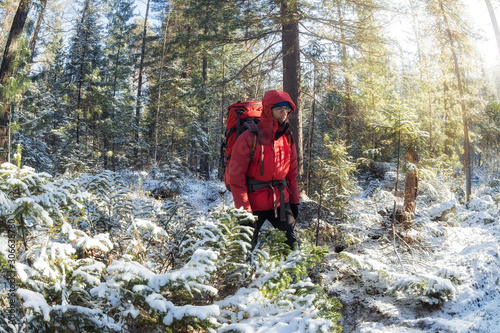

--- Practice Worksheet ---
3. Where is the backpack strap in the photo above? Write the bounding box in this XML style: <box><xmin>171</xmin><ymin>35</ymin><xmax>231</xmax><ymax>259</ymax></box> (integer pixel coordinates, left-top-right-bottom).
<box><xmin>250</xmin><ymin>134</ymin><xmax>258</xmax><ymax>162</ymax></box>
<box><xmin>287</xmin><ymin>131</ymin><xmax>294</xmax><ymax>145</ymax></box>
<box><xmin>235</xmin><ymin>109</ymin><xmax>244</xmax><ymax>139</ymax></box>
<box><xmin>247</xmin><ymin>178</ymin><xmax>289</xmax><ymax>222</ymax></box>
<box><xmin>244</xmin><ymin>119</ymin><xmax>261</xmax><ymax>165</ymax></box>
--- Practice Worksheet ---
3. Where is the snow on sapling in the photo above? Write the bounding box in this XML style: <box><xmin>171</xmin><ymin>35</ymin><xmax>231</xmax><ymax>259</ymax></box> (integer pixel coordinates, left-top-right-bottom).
<box><xmin>210</xmin><ymin>208</ymin><xmax>255</xmax><ymax>294</ymax></box>
<box><xmin>257</xmin><ymin>240</ymin><xmax>330</xmax><ymax>299</ymax></box>
<box><xmin>310</xmin><ymin>135</ymin><xmax>358</xmax><ymax>226</ymax></box>
<box><xmin>390</xmin><ymin>274</ymin><xmax>456</xmax><ymax>306</ymax></box>
<box><xmin>0</xmin><ymin>160</ymin><xmax>86</xmax><ymax>240</ymax></box>
<box><xmin>3</xmin><ymin>164</ymin><xmax>343</xmax><ymax>332</ymax></box>
<box><xmin>217</xmin><ymin>235</ymin><xmax>342</xmax><ymax>332</ymax></box>
<box><xmin>76</xmin><ymin>171</ymin><xmax>134</xmax><ymax>231</ymax></box>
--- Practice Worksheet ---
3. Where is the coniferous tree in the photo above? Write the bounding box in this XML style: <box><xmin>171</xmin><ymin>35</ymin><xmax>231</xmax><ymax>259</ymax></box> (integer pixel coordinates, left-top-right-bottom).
<box><xmin>62</xmin><ymin>0</ymin><xmax>103</xmax><ymax>172</ymax></box>
<box><xmin>27</xmin><ymin>0</ymin><xmax>48</xmax><ymax>62</ymax></box>
<box><xmin>134</xmin><ymin>0</ymin><xmax>150</xmax><ymax>168</ymax></box>
<box><xmin>281</xmin><ymin>0</ymin><xmax>303</xmax><ymax>177</ymax></box>
<box><xmin>0</xmin><ymin>0</ymin><xmax>32</xmax><ymax>163</ymax></box>
<box><xmin>425</xmin><ymin>0</ymin><xmax>475</xmax><ymax>201</ymax></box>
<box><xmin>146</xmin><ymin>0</ymin><xmax>272</xmax><ymax>175</ymax></box>
<box><xmin>101</xmin><ymin>0</ymin><xmax>136</xmax><ymax>170</ymax></box>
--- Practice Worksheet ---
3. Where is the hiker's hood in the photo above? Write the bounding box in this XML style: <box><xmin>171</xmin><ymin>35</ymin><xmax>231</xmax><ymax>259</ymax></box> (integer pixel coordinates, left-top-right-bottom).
<box><xmin>261</xmin><ymin>90</ymin><xmax>296</xmax><ymax>142</ymax></box>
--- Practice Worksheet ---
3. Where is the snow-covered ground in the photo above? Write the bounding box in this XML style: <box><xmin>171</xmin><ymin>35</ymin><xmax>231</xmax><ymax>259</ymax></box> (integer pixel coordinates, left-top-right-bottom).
<box><xmin>313</xmin><ymin>172</ymin><xmax>500</xmax><ymax>333</ymax></box>
<box><xmin>143</xmin><ymin>168</ymin><xmax>500</xmax><ymax>332</ymax></box>
<box><xmin>2</xmin><ymin>163</ymin><xmax>500</xmax><ymax>332</ymax></box>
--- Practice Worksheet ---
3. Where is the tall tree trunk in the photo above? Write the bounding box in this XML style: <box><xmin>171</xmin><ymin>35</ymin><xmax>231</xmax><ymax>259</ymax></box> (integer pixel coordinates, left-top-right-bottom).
<box><xmin>0</xmin><ymin>0</ymin><xmax>32</xmax><ymax>164</ymax></box>
<box><xmin>426</xmin><ymin>71</ymin><xmax>433</xmax><ymax>153</ymax></box>
<box><xmin>107</xmin><ymin>42</ymin><xmax>123</xmax><ymax>170</ymax></box>
<box><xmin>153</xmin><ymin>10</ymin><xmax>171</xmax><ymax>168</ymax></box>
<box><xmin>219</xmin><ymin>47</ymin><xmax>226</xmax><ymax>181</ymax></box>
<box><xmin>76</xmin><ymin>72</ymin><xmax>83</xmax><ymax>145</ymax></box>
<box><xmin>402</xmin><ymin>151</ymin><xmax>418</xmax><ymax>229</ymax></box>
<box><xmin>74</xmin><ymin>0</ymin><xmax>91</xmax><ymax>147</ymax></box>
<box><xmin>485</xmin><ymin>0</ymin><xmax>500</xmax><ymax>96</ymax></box>
<box><xmin>135</xmin><ymin>0</ymin><xmax>150</xmax><ymax>168</ymax></box>
<box><xmin>443</xmin><ymin>79</ymin><xmax>451</xmax><ymax>157</ymax></box>
<box><xmin>306</xmin><ymin>68</ymin><xmax>316</xmax><ymax>197</ymax></box>
<box><xmin>337</xmin><ymin>2</ymin><xmax>352</xmax><ymax>149</ymax></box>
<box><xmin>1</xmin><ymin>2</ymin><xmax>17</xmax><ymax>41</ymax></box>
<box><xmin>439</xmin><ymin>0</ymin><xmax>471</xmax><ymax>202</ymax></box>
<box><xmin>199</xmin><ymin>53</ymin><xmax>210</xmax><ymax>180</ymax></box>
<box><xmin>410</xmin><ymin>0</ymin><xmax>434</xmax><ymax>155</ymax></box>
<box><xmin>485</xmin><ymin>0</ymin><xmax>500</xmax><ymax>60</ymax></box>
<box><xmin>281</xmin><ymin>0</ymin><xmax>303</xmax><ymax>177</ymax></box>
<box><xmin>28</xmin><ymin>0</ymin><xmax>48</xmax><ymax>62</ymax></box>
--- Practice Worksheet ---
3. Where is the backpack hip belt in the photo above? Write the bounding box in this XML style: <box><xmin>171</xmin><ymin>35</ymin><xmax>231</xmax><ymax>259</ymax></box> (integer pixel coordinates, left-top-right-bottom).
<box><xmin>246</xmin><ymin>178</ymin><xmax>288</xmax><ymax>222</ymax></box>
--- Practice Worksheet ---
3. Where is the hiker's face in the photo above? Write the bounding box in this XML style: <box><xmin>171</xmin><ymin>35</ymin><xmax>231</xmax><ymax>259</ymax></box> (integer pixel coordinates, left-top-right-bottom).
<box><xmin>272</xmin><ymin>106</ymin><xmax>291</xmax><ymax>124</ymax></box>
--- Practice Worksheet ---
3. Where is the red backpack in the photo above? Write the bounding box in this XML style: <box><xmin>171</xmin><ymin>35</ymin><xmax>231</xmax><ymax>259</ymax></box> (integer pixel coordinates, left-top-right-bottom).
<box><xmin>221</xmin><ymin>101</ymin><xmax>262</xmax><ymax>191</ymax></box>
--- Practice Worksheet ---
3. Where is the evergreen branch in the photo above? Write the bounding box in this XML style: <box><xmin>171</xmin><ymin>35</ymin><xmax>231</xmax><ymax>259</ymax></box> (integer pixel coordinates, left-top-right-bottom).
<box><xmin>218</xmin><ymin>38</ymin><xmax>281</xmax><ymax>86</ymax></box>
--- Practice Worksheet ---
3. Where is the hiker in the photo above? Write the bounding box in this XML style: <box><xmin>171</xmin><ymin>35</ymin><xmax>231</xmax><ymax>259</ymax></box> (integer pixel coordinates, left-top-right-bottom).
<box><xmin>229</xmin><ymin>90</ymin><xmax>300</xmax><ymax>249</ymax></box>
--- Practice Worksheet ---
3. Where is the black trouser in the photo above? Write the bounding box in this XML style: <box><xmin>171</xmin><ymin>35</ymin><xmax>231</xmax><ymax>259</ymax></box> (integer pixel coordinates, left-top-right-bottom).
<box><xmin>251</xmin><ymin>203</ymin><xmax>298</xmax><ymax>249</ymax></box>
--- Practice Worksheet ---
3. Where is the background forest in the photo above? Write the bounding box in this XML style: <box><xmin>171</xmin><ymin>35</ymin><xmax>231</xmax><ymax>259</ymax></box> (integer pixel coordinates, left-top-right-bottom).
<box><xmin>1</xmin><ymin>0</ymin><xmax>499</xmax><ymax>188</ymax></box>
<box><xmin>2</xmin><ymin>0</ymin><xmax>500</xmax><ymax>332</ymax></box>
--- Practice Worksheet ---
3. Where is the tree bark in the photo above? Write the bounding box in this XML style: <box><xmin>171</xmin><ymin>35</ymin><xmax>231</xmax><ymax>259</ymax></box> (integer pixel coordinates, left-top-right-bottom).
<box><xmin>219</xmin><ymin>47</ymin><xmax>226</xmax><ymax>181</ymax></box>
<box><xmin>135</xmin><ymin>0</ymin><xmax>150</xmax><ymax>168</ymax></box>
<box><xmin>485</xmin><ymin>0</ymin><xmax>500</xmax><ymax>61</ymax></box>
<box><xmin>439</xmin><ymin>0</ymin><xmax>471</xmax><ymax>202</ymax></box>
<box><xmin>75</xmin><ymin>0</ymin><xmax>91</xmax><ymax>146</ymax></box>
<box><xmin>306</xmin><ymin>68</ymin><xmax>316</xmax><ymax>197</ymax></box>
<box><xmin>402</xmin><ymin>151</ymin><xmax>418</xmax><ymax>229</ymax></box>
<box><xmin>281</xmin><ymin>0</ymin><xmax>303</xmax><ymax>177</ymax></box>
<box><xmin>199</xmin><ymin>54</ymin><xmax>210</xmax><ymax>179</ymax></box>
<box><xmin>0</xmin><ymin>0</ymin><xmax>32</xmax><ymax>163</ymax></box>
<box><xmin>153</xmin><ymin>10</ymin><xmax>171</xmax><ymax>168</ymax></box>
<box><xmin>28</xmin><ymin>0</ymin><xmax>48</xmax><ymax>62</ymax></box>
<box><xmin>1</xmin><ymin>1</ymin><xmax>17</xmax><ymax>41</ymax></box>
<box><xmin>337</xmin><ymin>2</ymin><xmax>352</xmax><ymax>150</ymax></box>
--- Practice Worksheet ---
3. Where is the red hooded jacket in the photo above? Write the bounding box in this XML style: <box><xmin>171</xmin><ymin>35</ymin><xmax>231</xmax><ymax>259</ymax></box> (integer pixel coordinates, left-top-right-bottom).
<box><xmin>229</xmin><ymin>90</ymin><xmax>300</xmax><ymax>212</ymax></box>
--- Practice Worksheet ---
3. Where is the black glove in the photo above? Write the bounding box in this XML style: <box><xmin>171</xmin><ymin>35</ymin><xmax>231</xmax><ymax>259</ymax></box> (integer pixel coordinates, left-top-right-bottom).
<box><xmin>290</xmin><ymin>203</ymin><xmax>299</xmax><ymax>219</ymax></box>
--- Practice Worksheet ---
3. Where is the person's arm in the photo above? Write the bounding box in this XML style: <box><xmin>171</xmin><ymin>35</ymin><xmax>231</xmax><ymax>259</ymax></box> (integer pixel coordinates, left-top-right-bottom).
<box><xmin>229</xmin><ymin>132</ymin><xmax>253</xmax><ymax>212</ymax></box>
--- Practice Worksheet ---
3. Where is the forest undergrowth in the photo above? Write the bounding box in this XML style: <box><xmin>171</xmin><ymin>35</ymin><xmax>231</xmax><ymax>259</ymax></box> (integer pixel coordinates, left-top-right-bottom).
<box><xmin>2</xmin><ymin>158</ymin><xmax>500</xmax><ymax>332</ymax></box>
<box><xmin>0</xmin><ymin>160</ymin><xmax>342</xmax><ymax>333</ymax></box>
<box><xmin>318</xmin><ymin>165</ymin><xmax>500</xmax><ymax>332</ymax></box>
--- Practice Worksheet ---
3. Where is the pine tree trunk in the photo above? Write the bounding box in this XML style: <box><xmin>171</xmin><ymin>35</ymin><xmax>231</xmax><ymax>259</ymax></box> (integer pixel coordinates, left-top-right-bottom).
<box><xmin>107</xmin><ymin>43</ymin><xmax>122</xmax><ymax>170</ymax></box>
<box><xmin>281</xmin><ymin>0</ymin><xmax>303</xmax><ymax>177</ymax></box>
<box><xmin>485</xmin><ymin>0</ymin><xmax>500</xmax><ymax>61</ymax></box>
<box><xmin>1</xmin><ymin>5</ymin><xmax>16</xmax><ymax>42</ymax></box>
<box><xmin>154</xmin><ymin>12</ymin><xmax>171</xmax><ymax>168</ymax></box>
<box><xmin>485</xmin><ymin>0</ymin><xmax>500</xmax><ymax>96</ymax></box>
<box><xmin>199</xmin><ymin>53</ymin><xmax>210</xmax><ymax>180</ymax></box>
<box><xmin>74</xmin><ymin>0</ymin><xmax>91</xmax><ymax>147</ymax></box>
<box><xmin>402</xmin><ymin>151</ymin><xmax>418</xmax><ymax>229</ymax></box>
<box><xmin>443</xmin><ymin>79</ymin><xmax>451</xmax><ymax>157</ymax></box>
<box><xmin>439</xmin><ymin>0</ymin><xmax>471</xmax><ymax>202</ymax></box>
<box><xmin>135</xmin><ymin>0</ymin><xmax>150</xmax><ymax>168</ymax></box>
<box><xmin>306</xmin><ymin>69</ymin><xmax>316</xmax><ymax>197</ymax></box>
<box><xmin>410</xmin><ymin>0</ymin><xmax>434</xmax><ymax>154</ymax></box>
<box><xmin>28</xmin><ymin>0</ymin><xmax>47</xmax><ymax>62</ymax></box>
<box><xmin>219</xmin><ymin>47</ymin><xmax>226</xmax><ymax>181</ymax></box>
<box><xmin>427</xmin><ymin>75</ymin><xmax>433</xmax><ymax>153</ymax></box>
<box><xmin>337</xmin><ymin>2</ymin><xmax>352</xmax><ymax>150</ymax></box>
<box><xmin>76</xmin><ymin>64</ymin><xmax>84</xmax><ymax>145</ymax></box>
<box><xmin>0</xmin><ymin>0</ymin><xmax>32</xmax><ymax>164</ymax></box>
